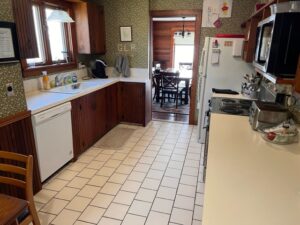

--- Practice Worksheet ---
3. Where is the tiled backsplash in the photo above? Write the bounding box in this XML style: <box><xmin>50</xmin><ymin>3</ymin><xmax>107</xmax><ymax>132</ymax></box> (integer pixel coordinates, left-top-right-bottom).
<box><xmin>23</xmin><ymin>68</ymin><xmax>89</xmax><ymax>94</ymax></box>
<box><xmin>23</xmin><ymin>67</ymin><xmax>149</xmax><ymax>94</ymax></box>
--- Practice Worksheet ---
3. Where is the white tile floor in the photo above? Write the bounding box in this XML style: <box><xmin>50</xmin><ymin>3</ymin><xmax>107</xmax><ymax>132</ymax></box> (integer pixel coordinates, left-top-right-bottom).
<box><xmin>34</xmin><ymin>121</ymin><xmax>205</xmax><ymax>225</ymax></box>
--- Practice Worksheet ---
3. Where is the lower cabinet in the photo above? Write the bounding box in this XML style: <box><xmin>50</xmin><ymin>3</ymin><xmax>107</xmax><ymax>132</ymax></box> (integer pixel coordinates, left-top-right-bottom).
<box><xmin>71</xmin><ymin>82</ymin><xmax>151</xmax><ymax>159</ymax></box>
<box><xmin>71</xmin><ymin>84</ymin><xmax>118</xmax><ymax>159</ymax></box>
<box><xmin>118</xmin><ymin>82</ymin><xmax>151</xmax><ymax>126</ymax></box>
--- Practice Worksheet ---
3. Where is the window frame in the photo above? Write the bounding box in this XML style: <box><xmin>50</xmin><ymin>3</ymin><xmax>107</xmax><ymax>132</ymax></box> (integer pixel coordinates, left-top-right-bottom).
<box><xmin>21</xmin><ymin>0</ymin><xmax>78</xmax><ymax>77</ymax></box>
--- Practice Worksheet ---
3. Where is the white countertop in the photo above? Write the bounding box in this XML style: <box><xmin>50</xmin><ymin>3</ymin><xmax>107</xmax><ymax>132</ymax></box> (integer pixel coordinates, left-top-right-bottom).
<box><xmin>26</xmin><ymin>76</ymin><xmax>150</xmax><ymax>115</ymax></box>
<box><xmin>202</xmin><ymin>114</ymin><xmax>300</xmax><ymax>225</ymax></box>
<box><xmin>212</xmin><ymin>93</ymin><xmax>255</xmax><ymax>100</ymax></box>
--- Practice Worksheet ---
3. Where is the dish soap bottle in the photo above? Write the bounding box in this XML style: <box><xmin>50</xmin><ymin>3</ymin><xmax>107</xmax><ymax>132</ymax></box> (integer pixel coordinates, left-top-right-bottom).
<box><xmin>42</xmin><ymin>71</ymin><xmax>50</xmax><ymax>90</ymax></box>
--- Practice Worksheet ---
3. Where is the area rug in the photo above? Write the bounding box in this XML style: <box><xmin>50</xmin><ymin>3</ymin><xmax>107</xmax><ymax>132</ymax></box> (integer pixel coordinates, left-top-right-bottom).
<box><xmin>94</xmin><ymin>127</ymin><xmax>135</xmax><ymax>149</ymax></box>
<box><xmin>152</xmin><ymin>101</ymin><xmax>190</xmax><ymax>115</ymax></box>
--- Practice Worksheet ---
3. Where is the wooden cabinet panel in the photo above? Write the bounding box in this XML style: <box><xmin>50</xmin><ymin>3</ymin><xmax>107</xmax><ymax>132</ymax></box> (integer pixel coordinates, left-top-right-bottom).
<box><xmin>0</xmin><ymin>111</ymin><xmax>42</xmax><ymax>195</ymax></box>
<box><xmin>95</xmin><ymin>88</ymin><xmax>107</xmax><ymax>139</ymax></box>
<box><xmin>106</xmin><ymin>84</ymin><xmax>119</xmax><ymax>131</ymax></box>
<box><xmin>74</xmin><ymin>2</ymin><xmax>106</xmax><ymax>54</ymax></box>
<box><xmin>118</xmin><ymin>82</ymin><xmax>146</xmax><ymax>125</ymax></box>
<box><xmin>12</xmin><ymin>0</ymin><xmax>38</xmax><ymax>58</ymax></box>
<box><xmin>72</xmin><ymin>87</ymin><xmax>111</xmax><ymax>159</ymax></box>
<box><xmin>71</xmin><ymin>97</ymin><xmax>87</xmax><ymax>158</ymax></box>
<box><xmin>72</xmin><ymin>82</ymin><xmax>149</xmax><ymax>159</ymax></box>
<box><xmin>242</xmin><ymin>17</ymin><xmax>260</xmax><ymax>63</ymax></box>
<box><xmin>88</xmin><ymin>4</ymin><xmax>106</xmax><ymax>54</ymax></box>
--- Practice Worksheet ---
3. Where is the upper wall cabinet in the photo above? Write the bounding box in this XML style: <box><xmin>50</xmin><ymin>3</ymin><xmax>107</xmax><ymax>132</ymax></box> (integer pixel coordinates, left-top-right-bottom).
<box><xmin>12</xmin><ymin>0</ymin><xmax>38</xmax><ymax>59</ymax></box>
<box><xmin>73</xmin><ymin>2</ymin><xmax>106</xmax><ymax>54</ymax></box>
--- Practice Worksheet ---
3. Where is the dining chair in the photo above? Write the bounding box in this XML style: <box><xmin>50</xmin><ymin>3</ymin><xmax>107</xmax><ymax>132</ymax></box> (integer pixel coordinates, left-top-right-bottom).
<box><xmin>152</xmin><ymin>75</ymin><xmax>160</xmax><ymax>101</ymax></box>
<box><xmin>0</xmin><ymin>151</ymin><xmax>41</xmax><ymax>225</ymax></box>
<box><xmin>159</xmin><ymin>71</ymin><xmax>182</xmax><ymax>108</ymax></box>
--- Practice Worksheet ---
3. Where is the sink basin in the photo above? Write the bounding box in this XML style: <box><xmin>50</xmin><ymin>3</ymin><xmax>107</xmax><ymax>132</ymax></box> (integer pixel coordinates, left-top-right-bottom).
<box><xmin>46</xmin><ymin>81</ymin><xmax>99</xmax><ymax>94</ymax></box>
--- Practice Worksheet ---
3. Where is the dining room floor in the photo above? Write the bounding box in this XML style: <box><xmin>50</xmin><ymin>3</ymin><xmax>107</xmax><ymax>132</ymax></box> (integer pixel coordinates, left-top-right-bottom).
<box><xmin>33</xmin><ymin>121</ymin><xmax>204</xmax><ymax>225</ymax></box>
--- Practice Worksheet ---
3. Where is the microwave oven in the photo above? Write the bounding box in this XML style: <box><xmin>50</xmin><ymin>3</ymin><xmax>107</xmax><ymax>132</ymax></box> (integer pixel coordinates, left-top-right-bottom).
<box><xmin>253</xmin><ymin>12</ymin><xmax>300</xmax><ymax>77</ymax></box>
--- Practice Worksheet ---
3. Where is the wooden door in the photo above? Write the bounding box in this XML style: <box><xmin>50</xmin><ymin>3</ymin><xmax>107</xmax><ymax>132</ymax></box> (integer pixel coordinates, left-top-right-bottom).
<box><xmin>95</xmin><ymin>88</ymin><xmax>107</xmax><ymax>140</ymax></box>
<box><xmin>106</xmin><ymin>84</ymin><xmax>119</xmax><ymax>131</ymax></box>
<box><xmin>71</xmin><ymin>97</ymin><xmax>87</xmax><ymax>158</ymax></box>
<box><xmin>119</xmin><ymin>82</ymin><xmax>145</xmax><ymax>125</ymax></box>
<box><xmin>88</xmin><ymin>3</ymin><xmax>106</xmax><ymax>54</ymax></box>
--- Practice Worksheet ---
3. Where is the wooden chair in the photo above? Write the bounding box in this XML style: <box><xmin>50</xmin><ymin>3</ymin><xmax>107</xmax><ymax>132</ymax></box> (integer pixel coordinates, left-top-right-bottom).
<box><xmin>159</xmin><ymin>71</ymin><xmax>182</xmax><ymax>108</ymax></box>
<box><xmin>0</xmin><ymin>151</ymin><xmax>41</xmax><ymax>225</ymax></box>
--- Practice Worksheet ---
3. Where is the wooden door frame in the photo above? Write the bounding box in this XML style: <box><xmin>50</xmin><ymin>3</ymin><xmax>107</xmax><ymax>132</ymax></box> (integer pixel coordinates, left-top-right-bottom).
<box><xmin>149</xmin><ymin>10</ymin><xmax>202</xmax><ymax>125</ymax></box>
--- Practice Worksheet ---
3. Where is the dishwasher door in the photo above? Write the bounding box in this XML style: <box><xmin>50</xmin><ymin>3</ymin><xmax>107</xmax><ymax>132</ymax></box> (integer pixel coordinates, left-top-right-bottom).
<box><xmin>32</xmin><ymin>102</ymin><xmax>74</xmax><ymax>182</ymax></box>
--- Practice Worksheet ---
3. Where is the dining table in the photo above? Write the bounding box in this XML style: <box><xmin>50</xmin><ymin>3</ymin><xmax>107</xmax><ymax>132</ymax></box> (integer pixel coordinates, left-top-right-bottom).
<box><xmin>0</xmin><ymin>194</ymin><xmax>28</xmax><ymax>225</ymax></box>
<box><xmin>153</xmin><ymin>68</ymin><xmax>193</xmax><ymax>104</ymax></box>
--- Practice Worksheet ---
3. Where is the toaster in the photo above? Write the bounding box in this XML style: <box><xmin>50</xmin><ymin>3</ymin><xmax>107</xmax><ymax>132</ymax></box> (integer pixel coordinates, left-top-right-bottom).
<box><xmin>249</xmin><ymin>101</ymin><xmax>290</xmax><ymax>130</ymax></box>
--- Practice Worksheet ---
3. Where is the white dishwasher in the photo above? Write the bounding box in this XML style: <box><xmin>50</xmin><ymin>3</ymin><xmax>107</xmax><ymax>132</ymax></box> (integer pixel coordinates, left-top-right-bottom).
<box><xmin>32</xmin><ymin>102</ymin><xmax>74</xmax><ymax>182</ymax></box>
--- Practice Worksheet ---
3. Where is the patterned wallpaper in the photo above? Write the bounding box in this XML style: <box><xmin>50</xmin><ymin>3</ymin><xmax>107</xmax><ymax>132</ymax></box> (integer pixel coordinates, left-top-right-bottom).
<box><xmin>0</xmin><ymin>0</ymin><xmax>27</xmax><ymax>119</ymax></box>
<box><xmin>150</xmin><ymin>0</ymin><xmax>256</xmax><ymax>51</ymax></box>
<box><xmin>150</xmin><ymin>0</ymin><xmax>202</xmax><ymax>10</ymax></box>
<box><xmin>88</xmin><ymin>0</ymin><xmax>150</xmax><ymax>68</ymax></box>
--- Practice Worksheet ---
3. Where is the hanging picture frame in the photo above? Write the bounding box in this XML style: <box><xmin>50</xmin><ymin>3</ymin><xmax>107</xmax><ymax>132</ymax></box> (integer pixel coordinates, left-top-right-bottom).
<box><xmin>0</xmin><ymin>21</ymin><xmax>20</xmax><ymax>63</ymax></box>
<box><xmin>120</xmin><ymin>26</ymin><xmax>132</xmax><ymax>42</ymax></box>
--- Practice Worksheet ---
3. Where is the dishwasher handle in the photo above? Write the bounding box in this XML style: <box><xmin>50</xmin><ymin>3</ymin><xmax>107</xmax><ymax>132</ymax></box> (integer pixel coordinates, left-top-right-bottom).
<box><xmin>32</xmin><ymin>102</ymin><xmax>72</xmax><ymax>125</ymax></box>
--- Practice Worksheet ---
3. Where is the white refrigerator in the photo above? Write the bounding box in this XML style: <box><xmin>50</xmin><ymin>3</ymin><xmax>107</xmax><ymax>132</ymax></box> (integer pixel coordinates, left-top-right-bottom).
<box><xmin>197</xmin><ymin>37</ymin><xmax>254</xmax><ymax>143</ymax></box>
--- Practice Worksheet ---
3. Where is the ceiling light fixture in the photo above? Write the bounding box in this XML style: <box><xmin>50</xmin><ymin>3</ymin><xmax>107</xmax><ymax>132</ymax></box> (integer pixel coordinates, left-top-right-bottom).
<box><xmin>47</xmin><ymin>9</ymin><xmax>74</xmax><ymax>23</ymax></box>
<box><xmin>174</xmin><ymin>17</ymin><xmax>191</xmax><ymax>38</ymax></box>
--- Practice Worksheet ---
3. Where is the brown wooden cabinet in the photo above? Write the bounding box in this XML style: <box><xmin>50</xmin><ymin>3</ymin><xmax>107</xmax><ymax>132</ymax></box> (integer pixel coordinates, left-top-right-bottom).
<box><xmin>118</xmin><ymin>82</ymin><xmax>151</xmax><ymax>126</ymax></box>
<box><xmin>106</xmin><ymin>84</ymin><xmax>119</xmax><ymax>131</ymax></box>
<box><xmin>0</xmin><ymin>111</ymin><xmax>42</xmax><ymax>195</ymax></box>
<box><xmin>73</xmin><ymin>2</ymin><xmax>106</xmax><ymax>54</ymax></box>
<box><xmin>12</xmin><ymin>0</ymin><xmax>38</xmax><ymax>59</ymax></box>
<box><xmin>71</xmin><ymin>84</ymin><xmax>118</xmax><ymax>159</ymax></box>
<box><xmin>71</xmin><ymin>82</ymin><xmax>149</xmax><ymax>159</ymax></box>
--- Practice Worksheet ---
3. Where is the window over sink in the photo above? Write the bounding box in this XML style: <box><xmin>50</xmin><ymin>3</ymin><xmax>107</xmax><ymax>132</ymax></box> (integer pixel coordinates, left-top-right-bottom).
<box><xmin>21</xmin><ymin>0</ymin><xmax>77</xmax><ymax>77</ymax></box>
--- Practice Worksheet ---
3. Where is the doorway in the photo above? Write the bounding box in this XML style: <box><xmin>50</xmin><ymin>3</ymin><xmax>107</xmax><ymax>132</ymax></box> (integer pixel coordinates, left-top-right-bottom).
<box><xmin>150</xmin><ymin>10</ymin><xmax>202</xmax><ymax>125</ymax></box>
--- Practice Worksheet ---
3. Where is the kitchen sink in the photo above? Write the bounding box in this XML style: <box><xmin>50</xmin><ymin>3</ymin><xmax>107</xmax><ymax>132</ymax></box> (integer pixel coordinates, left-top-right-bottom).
<box><xmin>46</xmin><ymin>80</ymin><xmax>105</xmax><ymax>94</ymax></box>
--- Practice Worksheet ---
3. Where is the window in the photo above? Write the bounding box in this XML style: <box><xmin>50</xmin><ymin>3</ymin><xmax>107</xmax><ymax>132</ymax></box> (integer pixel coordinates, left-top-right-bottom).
<box><xmin>23</xmin><ymin>0</ymin><xmax>76</xmax><ymax>76</ymax></box>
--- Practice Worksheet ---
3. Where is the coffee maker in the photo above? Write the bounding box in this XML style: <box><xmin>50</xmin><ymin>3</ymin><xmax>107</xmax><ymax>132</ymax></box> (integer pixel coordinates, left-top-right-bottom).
<box><xmin>90</xmin><ymin>59</ymin><xmax>108</xmax><ymax>79</ymax></box>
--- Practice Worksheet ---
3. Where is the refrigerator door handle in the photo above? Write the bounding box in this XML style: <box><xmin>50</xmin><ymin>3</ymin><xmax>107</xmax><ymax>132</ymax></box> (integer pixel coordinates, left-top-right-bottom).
<box><xmin>200</xmin><ymin>49</ymin><xmax>206</xmax><ymax>67</ymax></box>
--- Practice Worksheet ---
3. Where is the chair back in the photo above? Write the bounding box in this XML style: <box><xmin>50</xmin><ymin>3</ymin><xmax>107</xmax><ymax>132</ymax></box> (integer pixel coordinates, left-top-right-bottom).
<box><xmin>0</xmin><ymin>151</ymin><xmax>40</xmax><ymax>225</ymax></box>
<box><xmin>160</xmin><ymin>71</ymin><xmax>180</xmax><ymax>91</ymax></box>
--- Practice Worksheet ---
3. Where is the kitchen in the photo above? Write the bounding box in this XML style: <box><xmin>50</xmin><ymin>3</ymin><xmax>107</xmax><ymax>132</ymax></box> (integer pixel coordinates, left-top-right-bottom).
<box><xmin>0</xmin><ymin>0</ymin><xmax>300</xmax><ymax>225</ymax></box>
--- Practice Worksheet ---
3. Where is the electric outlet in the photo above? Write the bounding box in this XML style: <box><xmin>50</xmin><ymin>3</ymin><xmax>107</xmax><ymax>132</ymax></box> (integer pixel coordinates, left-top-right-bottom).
<box><xmin>6</xmin><ymin>83</ymin><xmax>15</xmax><ymax>97</ymax></box>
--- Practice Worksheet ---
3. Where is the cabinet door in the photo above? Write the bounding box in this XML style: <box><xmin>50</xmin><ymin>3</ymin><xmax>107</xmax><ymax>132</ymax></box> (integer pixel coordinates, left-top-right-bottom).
<box><xmin>106</xmin><ymin>84</ymin><xmax>118</xmax><ymax>131</ymax></box>
<box><xmin>95</xmin><ymin>88</ymin><xmax>107</xmax><ymax>139</ymax></box>
<box><xmin>88</xmin><ymin>4</ymin><xmax>106</xmax><ymax>54</ymax></box>
<box><xmin>12</xmin><ymin>0</ymin><xmax>38</xmax><ymax>58</ymax></box>
<box><xmin>71</xmin><ymin>97</ymin><xmax>87</xmax><ymax>159</ymax></box>
<box><xmin>119</xmin><ymin>82</ymin><xmax>145</xmax><ymax>125</ymax></box>
<box><xmin>85</xmin><ymin>92</ymin><xmax>98</xmax><ymax>147</ymax></box>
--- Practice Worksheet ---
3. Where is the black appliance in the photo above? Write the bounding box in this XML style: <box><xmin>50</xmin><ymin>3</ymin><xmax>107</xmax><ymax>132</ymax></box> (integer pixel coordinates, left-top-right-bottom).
<box><xmin>253</xmin><ymin>11</ymin><xmax>300</xmax><ymax>77</ymax></box>
<box><xmin>91</xmin><ymin>60</ymin><xmax>108</xmax><ymax>78</ymax></box>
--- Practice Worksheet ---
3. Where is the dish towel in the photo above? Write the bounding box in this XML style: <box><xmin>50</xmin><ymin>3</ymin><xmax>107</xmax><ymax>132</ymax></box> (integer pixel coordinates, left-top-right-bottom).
<box><xmin>115</xmin><ymin>55</ymin><xmax>123</xmax><ymax>73</ymax></box>
<box><xmin>121</xmin><ymin>55</ymin><xmax>130</xmax><ymax>77</ymax></box>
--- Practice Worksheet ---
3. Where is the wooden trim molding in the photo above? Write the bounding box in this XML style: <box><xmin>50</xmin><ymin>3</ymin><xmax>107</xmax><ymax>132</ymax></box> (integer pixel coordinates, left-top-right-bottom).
<box><xmin>0</xmin><ymin>111</ymin><xmax>31</xmax><ymax>128</ymax></box>
<box><xmin>150</xmin><ymin>9</ymin><xmax>202</xmax><ymax>125</ymax></box>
